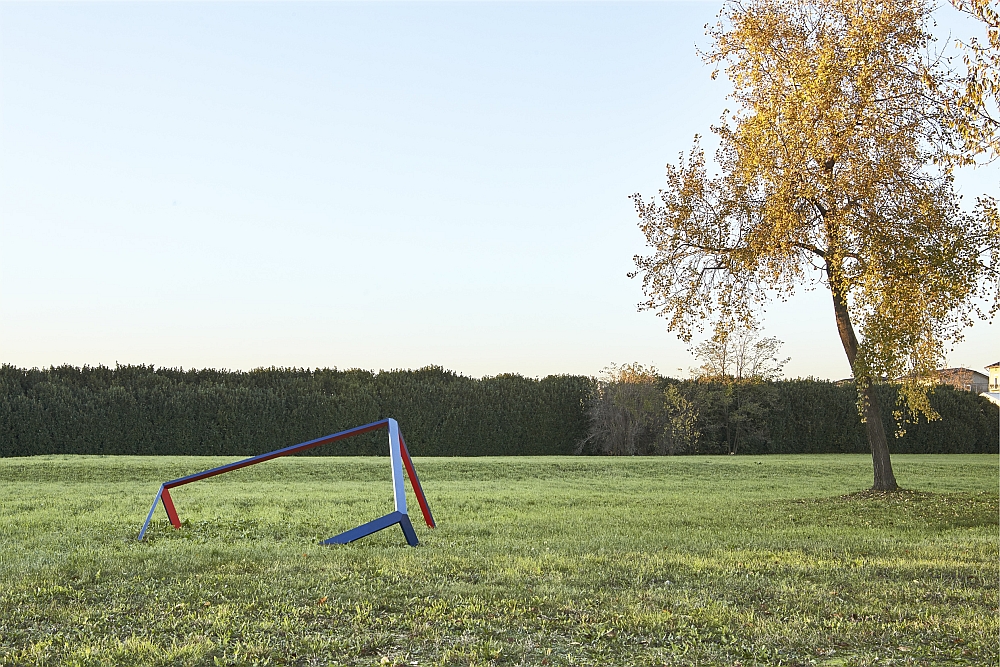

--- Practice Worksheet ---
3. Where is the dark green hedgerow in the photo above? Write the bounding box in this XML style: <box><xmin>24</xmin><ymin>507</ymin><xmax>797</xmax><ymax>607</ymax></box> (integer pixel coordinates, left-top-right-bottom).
<box><xmin>699</xmin><ymin>379</ymin><xmax>999</xmax><ymax>456</ymax></box>
<box><xmin>0</xmin><ymin>365</ymin><xmax>995</xmax><ymax>457</ymax></box>
<box><xmin>0</xmin><ymin>365</ymin><xmax>591</xmax><ymax>458</ymax></box>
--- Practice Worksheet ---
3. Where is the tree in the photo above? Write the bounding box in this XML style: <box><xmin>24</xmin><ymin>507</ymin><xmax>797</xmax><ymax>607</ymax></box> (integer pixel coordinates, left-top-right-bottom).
<box><xmin>630</xmin><ymin>0</ymin><xmax>1000</xmax><ymax>490</ymax></box>
<box><xmin>661</xmin><ymin>383</ymin><xmax>701</xmax><ymax>455</ymax></box>
<box><xmin>690</xmin><ymin>325</ymin><xmax>787</xmax><ymax>455</ymax></box>
<box><xmin>691</xmin><ymin>324</ymin><xmax>789</xmax><ymax>381</ymax></box>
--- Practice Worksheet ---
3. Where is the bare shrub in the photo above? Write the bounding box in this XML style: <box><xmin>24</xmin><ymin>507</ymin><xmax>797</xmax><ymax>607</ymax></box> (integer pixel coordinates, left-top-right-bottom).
<box><xmin>579</xmin><ymin>364</ymin><xmax>700</xmax><ymax>455</ymax></box>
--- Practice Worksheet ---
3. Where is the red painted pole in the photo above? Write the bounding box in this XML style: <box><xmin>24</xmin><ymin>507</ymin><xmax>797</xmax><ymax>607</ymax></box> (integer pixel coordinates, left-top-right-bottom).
<box><xmin>399</xmin><ymin>433</ymin><xmax>435</xmax><ymax>528</ymax></box>
<box><xmin>160</xmin><ymin>488</ymin><xmax>182</xmax><ymax>529</ymax></box>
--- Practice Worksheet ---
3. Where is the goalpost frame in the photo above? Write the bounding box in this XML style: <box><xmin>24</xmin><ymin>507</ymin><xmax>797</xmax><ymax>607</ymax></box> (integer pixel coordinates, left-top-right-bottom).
<box><xmin>137</xmin><ymin>418</ymin><xmax>435</xmax><ymax>546</ymax></box>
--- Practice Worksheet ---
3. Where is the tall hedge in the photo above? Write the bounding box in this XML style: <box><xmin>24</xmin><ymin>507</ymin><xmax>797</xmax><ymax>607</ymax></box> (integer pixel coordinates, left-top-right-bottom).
<box><xmin>0</xmin><ymin>364</ymin><xmax>592</xmax><ymax>457</ymax></box>
<box><xmin>0</xmin><ymin>364</ymin><xmax>995</xmax><ymax>457</ymax></box>
<box><xmin>723</xmin><ymin>379</ymin><xmax>997</xmax><ymax>454</ymax></box>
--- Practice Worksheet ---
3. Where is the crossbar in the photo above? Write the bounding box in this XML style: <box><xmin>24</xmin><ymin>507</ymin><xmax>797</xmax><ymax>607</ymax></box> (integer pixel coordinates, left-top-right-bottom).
<box><xmin>163</xmin><ymin>419</ymin><xmax>391</xmax><ymax>489</ymax></box>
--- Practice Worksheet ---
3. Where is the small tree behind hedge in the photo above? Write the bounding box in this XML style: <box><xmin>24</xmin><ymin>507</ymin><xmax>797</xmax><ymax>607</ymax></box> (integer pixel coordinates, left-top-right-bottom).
<box><xmin>689</xmin><ymin>326</ymin><xmax>787</xmax><ymax>454</ymax></box>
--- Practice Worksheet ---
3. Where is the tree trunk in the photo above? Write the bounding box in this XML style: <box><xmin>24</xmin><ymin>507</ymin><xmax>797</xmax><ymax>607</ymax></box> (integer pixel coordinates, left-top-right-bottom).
<box><xmin>829</xmin><ymin>277</ymin><xmax>899</xmax><ymax>491</ymax></box>
<box><xmin>725</xmin><ymin>390</ymin><xmax>733</xmax><ymax>454</ymax></box>
<box><xmin>861</xmin><ymin>384</ymin><xmax>897</xmax><ymax>491</ymax></box>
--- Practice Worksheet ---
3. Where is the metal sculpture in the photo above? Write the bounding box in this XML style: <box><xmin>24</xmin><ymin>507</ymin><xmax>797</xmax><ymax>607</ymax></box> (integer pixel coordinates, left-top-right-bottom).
<box><xmin>137</xmin><ymin>418</ymin><xmax>435</xmax><ymax>546</ymax></box>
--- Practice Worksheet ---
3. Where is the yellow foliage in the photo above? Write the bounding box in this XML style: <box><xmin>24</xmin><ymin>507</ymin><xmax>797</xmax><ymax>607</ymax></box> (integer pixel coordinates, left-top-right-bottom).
<box><xmin>944</xmin><ymin>0</ymin><xmax>1000</xmax><ymax>162</ymax></box>
<box><xmin>631</xmin><ymin>0</ymin><xmax>999</xmax><ymax>435</ymax></box>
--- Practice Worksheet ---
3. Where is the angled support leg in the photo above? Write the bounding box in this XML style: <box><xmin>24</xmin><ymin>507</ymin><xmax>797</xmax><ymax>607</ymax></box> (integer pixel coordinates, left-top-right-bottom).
<box><xmin>322</xmin><ymin>511</ymin><xmax>419</xmax><ymax>546</ymax></box>
<box><xmin>398</xmin><ymin>512</ymin><xmax>419</xmax><ymax>546</ymax></box>
<box><xmin>138</xmin><ymin>486</ymin><xmax>164</xmax><ymax>541</ymax></box>
<box><xmin>323</xmin><ymin>423</ymin><xmax>432</xmax><ymax>547</ymax></box>
<box><xmin>137</xmin><ymin>485</ymin><xmax>183</xmax><ymax>541</ymax></box>
<box><xmin>399</xmin><ymin>433</ymin><xmax>435</xmax><ymax>528</ymax></box>
<box><xmin>160</xmin><ymin>487</ymin><xmax>182</xmax><ymax>529</ymax></box>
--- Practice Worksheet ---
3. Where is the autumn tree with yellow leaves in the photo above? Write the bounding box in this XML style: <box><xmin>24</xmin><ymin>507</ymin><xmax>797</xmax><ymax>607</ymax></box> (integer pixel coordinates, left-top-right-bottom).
<box><xmin>631</xmin><ymin>0</ymin><xmax>999</xmax><ymax>490</ymax></box>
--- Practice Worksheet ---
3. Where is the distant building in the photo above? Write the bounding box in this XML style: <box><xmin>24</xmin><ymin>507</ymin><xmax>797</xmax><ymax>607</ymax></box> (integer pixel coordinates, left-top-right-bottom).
<box><xmin>935</xmin><ymin>368</ymin><xmax>989</xmax><ymax>394</ymax></box>
<box><xmin>981</xmin><ymin>366</ymin><xmax>1000</xmax><ymax>443</ymax></box>
<box><xmin>891</xmin><ymin>367</ymin><xmax>989</xmax><ymax>393</ymax></box>
<box><xmin>988</xmin><ymin>362</ymin><xmax>1000</xmax><ymax>393</ymax></box>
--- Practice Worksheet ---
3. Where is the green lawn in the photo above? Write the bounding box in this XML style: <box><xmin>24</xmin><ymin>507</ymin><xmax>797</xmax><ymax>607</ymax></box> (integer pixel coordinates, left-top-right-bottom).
<box><xmin>0</xmin><ymin>454</ymin><xmax>996</xmax><ymax>666</ymax></box>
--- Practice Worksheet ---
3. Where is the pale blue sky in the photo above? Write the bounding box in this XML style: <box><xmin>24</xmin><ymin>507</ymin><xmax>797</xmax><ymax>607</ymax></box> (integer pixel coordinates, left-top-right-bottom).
<box><xmin>1</xmin><ymin>1</ymin><xmax>996</xmax><ymax>379</ymax></box>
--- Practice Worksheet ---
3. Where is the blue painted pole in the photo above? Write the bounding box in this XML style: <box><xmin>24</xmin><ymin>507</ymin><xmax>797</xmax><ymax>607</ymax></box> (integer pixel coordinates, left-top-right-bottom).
<box><xmin>137</xmin><ymin>485</ymin><xmax>163</xmax><ymax>541</ymax></box>
<box><xmin>322</xmin><ymin>511</ymin><xmax>418</xmax><ymax>546</ymax></box>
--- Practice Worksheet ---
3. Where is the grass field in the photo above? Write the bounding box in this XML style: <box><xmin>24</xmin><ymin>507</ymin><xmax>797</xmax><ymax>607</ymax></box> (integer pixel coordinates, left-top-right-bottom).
<box><xmin>0</xmin><ymin>454</ymin><xmax>996</xmax><ymax>667</ymax></box>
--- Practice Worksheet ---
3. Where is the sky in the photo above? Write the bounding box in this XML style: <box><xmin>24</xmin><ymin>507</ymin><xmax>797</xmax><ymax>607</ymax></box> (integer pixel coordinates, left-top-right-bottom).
<box><xmin>1</xmin><ymin>1</ymin><xmax>996</xmax><ymax>380</ymax></box>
